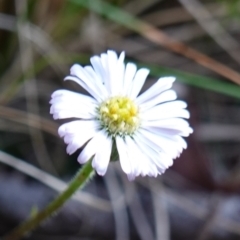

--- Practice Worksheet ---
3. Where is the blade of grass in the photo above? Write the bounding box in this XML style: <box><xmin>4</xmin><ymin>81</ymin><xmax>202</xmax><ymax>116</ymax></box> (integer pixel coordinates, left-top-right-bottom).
<box><xmin>71</xmin><ymin>0</ymin><xmax>240</xmax><ymax>86</ymax></box>
<box><xmin>143</xmin><ymin>64</ymin><xmax>240</xmax><ymax>99</ymax></box>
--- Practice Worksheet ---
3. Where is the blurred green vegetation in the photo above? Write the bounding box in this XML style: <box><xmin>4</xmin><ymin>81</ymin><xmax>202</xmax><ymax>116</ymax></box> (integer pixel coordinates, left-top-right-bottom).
<box><xmin>0</xmin><ymin>0</ymin><xmax>240</xmax><ymax>239</ymax></box>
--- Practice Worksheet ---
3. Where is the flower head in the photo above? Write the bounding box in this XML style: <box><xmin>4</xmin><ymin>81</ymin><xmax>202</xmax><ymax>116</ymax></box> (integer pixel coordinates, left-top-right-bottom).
<box><xmin>50</xmin><ymin>50</ymin><xmax>193</xmax><ymax>180</ymax></box>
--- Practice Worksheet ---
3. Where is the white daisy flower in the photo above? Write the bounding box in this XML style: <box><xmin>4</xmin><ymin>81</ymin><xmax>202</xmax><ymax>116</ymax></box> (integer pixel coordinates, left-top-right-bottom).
<box><xmin>50</xmin><ymin>50</ymin><xmax>193</xmax><ymax>180</ymax></box>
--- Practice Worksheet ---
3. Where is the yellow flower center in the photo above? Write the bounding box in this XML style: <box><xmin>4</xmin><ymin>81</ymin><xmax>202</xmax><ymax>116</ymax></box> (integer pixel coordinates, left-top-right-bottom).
<box><xmin>98</xmin><ymin>96</ymin><xmax>140</xmax><ymax>136</ymax></box>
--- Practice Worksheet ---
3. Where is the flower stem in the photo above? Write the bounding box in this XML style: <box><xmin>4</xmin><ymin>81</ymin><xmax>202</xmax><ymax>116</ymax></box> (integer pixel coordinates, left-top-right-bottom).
<box><xmin>3</xmin><ymin>161</ymin><xmax>94</xmax><ymax>240</ymax></box>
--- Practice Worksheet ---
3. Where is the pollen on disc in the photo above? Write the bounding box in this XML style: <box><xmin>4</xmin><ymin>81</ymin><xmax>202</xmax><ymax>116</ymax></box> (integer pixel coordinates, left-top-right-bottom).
<box><xmin>98</xmin><ymin>96</ymin><xmax>140</xmax><ymax>136</ymax></box>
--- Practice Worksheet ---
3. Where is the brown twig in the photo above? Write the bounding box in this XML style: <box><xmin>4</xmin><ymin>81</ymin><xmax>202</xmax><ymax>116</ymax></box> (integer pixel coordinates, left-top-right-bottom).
<box><xmin>138</xmin><ymin>22</ymin><xmax>240</xmax><ymax>85</ymax></box>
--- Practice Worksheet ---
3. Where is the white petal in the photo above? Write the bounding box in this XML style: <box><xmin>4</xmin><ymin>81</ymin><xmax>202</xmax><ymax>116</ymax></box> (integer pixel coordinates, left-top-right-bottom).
<box><xmin>51</xmin><ymin>89</ymin><xmax>97</xmax><ymax>105</ymax></box>
<box><xmin>84</xmin><ymin>65</ymin><xmax>105</xmax><ymax>87</ymax></box>
<box><xmin>141</xmin><ymin>108</ymin><xmax>190</xmax><ymax>121</ymax></box>
<box><xmin>129</xmin><ymin>68</ymin><xmax>150</xmax><ymax>99</ymax></box>
<box><xmin>66</xmin><ymin>63</ymin><xmax>109</xmax><ymax>101</ymax></box>
<box><xmin>100</xmin><ymin>53</ymin><xmax>111</xmax><ymax>93</ymax></box>
<box><xmin>134</xmin><ymin>132</ymin><xmax>171</xmax><ymax>170</ymax></box>
<box><xmin>50</xmin><ymin>89</ymin><xmax>97</xmax><ymax>119</ymax></box>
<box><xmin>142</xmin><ymin>126</ymin><xmax>193</xmax><ymax>137</ymax></box>
<box><xmin>50</xmin><ymin>101</ymin><xmax>95</xmax><ymax>114</ymax></box>
<box><xmin>58</xmin><ymin>120</ymin><xmax>99</xmax><ymax>137</ymax></box>
<box><xmin>124</xmin><ymin>136</ymin><xmax>157</xmax><ymax>179</ymax></box>
<box><xmin>136</xmin><ymin>77</ymin><xmax>175</xmax><ymax>104</ymax></box>
<box><xmin>90</xmin><ymin>56</ymin><xmax>106</xmax><ymax>85</ymax></box>
<box><xmin>52</xmin><ymin>110</ymin><xmax>93</xmax><ymax>120</ymax></box>
<box><xmin>174</xmin><ymin>135</ymin><xmax>188</xmax><ymax>149</ymax></box>
<box><xmin>135</xmin><ymin>132</ymin><xmax>173</xmax><ymax>172</ymax></box>
<box><xmin>141</xmin><ymin>100</ymin><xmax>188</xmax><ymax>120</ymax></box>
<box><xmin>99</xmin><ymin>50</ymin><xmax>126</xmax><ymax>96</ymax></box>
<box><xmin>64</xmin><ymin>75</ymin><xmax>101</xmax><ymax>102</ymax></box>
<box><xmin>65</xmin><ymin>129</ymin><xmax>97</xmax><ymax>155</ymax></box>
<box><xmin>77</xmin><ymin>130</ymin><xmax>107</xmax><ymax>164</ymax></box>
<box><xmin>141</xmin><ymin>127</ymin><xmax>190</xmax><ymax>159</ymax></box>
<box><xmin>58</xmin><ymin>120</ymin><xmax>99</xmax><ymax>155</ymax></box>
<box><xmin>124</xmin><ymin>137</ymin><xmax>141</xmax><ymax>179</ymax></box>
<box><xmin>116</xmin><ymin>51</ymin><xmax>125</xmax><ymax>94</ymax></box>
<box><xmin>117</xmin><ymin>51</ymin><xmax>125</xmax><ymax>63</ymax></box>
<box><xmin>143</xmin><ymin>118</ymin><xmax>190</xmax><ymax>129</ymax></box>
<box><xmin>92</xmin><ymin>135</ymin><xmax>112</xmax><ymax>175</ymax></box>
<box><xmin>123</xmin><ymin>63</ymin><xmax>137</xmax><ymax>94</ymax></box>
<box><xmin>107</xmin><ymin>50</ymin><xmax>119</xmax><ymax>95</ymax></box>
<box><xmin>140</xmin><ymin>90</ymin><xmax>177</xmax><ymax>111</ymax></box>
<box><xmin>71</xmin><ymin>64</ymin><xmax>108</xmax><ymax>98</ymax></box>
<box><xmin>116</xmin><ymin>136</ymin><xmax>131</xmax><ymax>174</ymax></box>
<box><xmin>139</xmin><ymin>129</ymin><xmax>179</xmax><ymax>159</ymax></box>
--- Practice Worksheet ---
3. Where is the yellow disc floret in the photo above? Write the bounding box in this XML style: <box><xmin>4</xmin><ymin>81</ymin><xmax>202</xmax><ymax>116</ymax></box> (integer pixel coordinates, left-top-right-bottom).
<box><xmin>98</xmin><ymin>96</ymin><xmax>140</xmax><ymax>136</ymax></box>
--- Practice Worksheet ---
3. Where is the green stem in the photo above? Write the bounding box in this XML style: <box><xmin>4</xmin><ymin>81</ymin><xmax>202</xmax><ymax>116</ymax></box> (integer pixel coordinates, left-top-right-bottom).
<box><xmin>3</xmin><ymin>161</ymin><xmax>94</xmax><ymax>240</ymax></box>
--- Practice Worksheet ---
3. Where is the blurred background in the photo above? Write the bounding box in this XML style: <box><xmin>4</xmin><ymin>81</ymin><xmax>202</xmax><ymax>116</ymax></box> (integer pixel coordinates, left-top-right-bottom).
<box><xmin>0</xmin><ymin>0</ymin><xmax>240</xmax><ymax>239</ymax></box>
